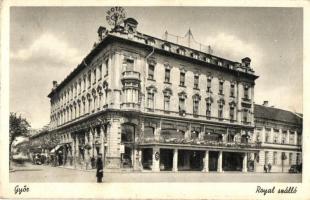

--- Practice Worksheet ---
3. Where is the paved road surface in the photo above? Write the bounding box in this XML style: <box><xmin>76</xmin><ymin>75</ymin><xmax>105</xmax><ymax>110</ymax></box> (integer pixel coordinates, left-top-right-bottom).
<box><xmin>10</xmin><ymin>163</ymin><xmax>302</xmax><ymax>183</ymax></box>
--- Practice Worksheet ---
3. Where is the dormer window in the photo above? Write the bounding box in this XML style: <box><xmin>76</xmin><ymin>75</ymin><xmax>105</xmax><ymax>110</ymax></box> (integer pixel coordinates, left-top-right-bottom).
<box><xmin>206</xmin><ymin>57</ymin><xmax>211</xmax><ymax>63</ymax></box>
<box><xmin>191</xmin><ymin>52</ymin><xmax>199</xmax><ymax>59</ymax></box>
<box><xmin>162</xmin><ymin>43</ymin><xmax>171</xmax><ymax>51</ymax></box>
<box><xmin>147</xmin><ymin>38</ymin><xmax>155</xmax><ymax>46</ymax></box>
<box><xmin>218</xmin><ymin>61</ymin><xmax>223</xmax><ymax>66</ymax></box>
<box><xmin>177</xmin><ymin>48</ymin><xmax>185</xmax><ymax>55</ymax></box>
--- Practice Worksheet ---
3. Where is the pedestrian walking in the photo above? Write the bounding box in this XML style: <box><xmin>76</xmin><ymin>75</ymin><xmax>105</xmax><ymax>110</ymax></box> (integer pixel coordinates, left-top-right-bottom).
<box><xmin>96</xmin><ymin>154</ymin><xmax>103</xmax><ymax>183</ymax></box>
<box><xmin>268</xmin><ymin>163</ymin><xmax>272</xmax><ymax>173</ymax></box>
<box><xmin>263</xmin><ymin>164</ymin><xmax>267</xmax><ymax>173</ymax></box>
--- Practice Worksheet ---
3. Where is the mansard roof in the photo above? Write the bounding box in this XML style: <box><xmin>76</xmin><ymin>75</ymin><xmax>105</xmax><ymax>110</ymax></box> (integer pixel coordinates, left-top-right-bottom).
<box><xmin>254</xmin><ymin>104</ymin><xmax>302</xmax><ymax>126</ymax></box>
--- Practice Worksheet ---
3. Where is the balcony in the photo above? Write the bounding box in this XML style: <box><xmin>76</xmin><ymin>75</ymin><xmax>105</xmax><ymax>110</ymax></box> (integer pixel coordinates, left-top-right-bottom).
<box><xmin>121</xmin><ymin>71</ymin><xmax>140</xmax><ymax>82</ymax></box>
<box><xmin>120</xmin><ymin>102</ymin><xmax>140</xmax><ymax>111</ymax></box>
<box><xmin>138</xmin><ymin>136</ymin><xmax>262</xmax><ymax>149</ymax></box>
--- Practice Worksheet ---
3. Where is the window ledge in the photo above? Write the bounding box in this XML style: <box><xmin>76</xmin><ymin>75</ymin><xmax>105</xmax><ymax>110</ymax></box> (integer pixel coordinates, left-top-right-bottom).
<box><xmin>164</xmin><ymin>81</ymin><xmax>172</xmax><ymax>85</ymax></box>
<box><xmin>147</xmin><ymin>78</ymin><xmax>156</xmax><ymax>81</ymax></box>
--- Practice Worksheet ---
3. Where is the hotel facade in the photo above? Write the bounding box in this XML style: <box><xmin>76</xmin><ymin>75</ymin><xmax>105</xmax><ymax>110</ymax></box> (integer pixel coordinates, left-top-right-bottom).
<box><xmin>35</xmin><ymin>18</ymin><xmax>302</xmax><ymax>172</ymax></box>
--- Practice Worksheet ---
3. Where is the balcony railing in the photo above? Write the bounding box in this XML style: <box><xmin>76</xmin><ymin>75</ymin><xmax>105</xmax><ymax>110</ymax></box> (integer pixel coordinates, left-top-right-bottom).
<box><xmin>121</xmin><ymin>71</ymin><xmax>140</xmax><ymax>81</ymax></box>
<box><xmin>138</xmin><ymin>136</ymin><xmax>262</xmax><ymax>149</ymax></box>
<box><xmin>120</xmin><ymin>102</ymin><xmax>140</xmax><ymax>111</ymax></box>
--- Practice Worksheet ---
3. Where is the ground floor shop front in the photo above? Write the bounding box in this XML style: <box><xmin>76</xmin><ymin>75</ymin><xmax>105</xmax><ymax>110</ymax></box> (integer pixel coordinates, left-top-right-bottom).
<box><xmin>140</xmin><ymin>146</ymin><xmax>258</xmax><ymax>173</ymax></box>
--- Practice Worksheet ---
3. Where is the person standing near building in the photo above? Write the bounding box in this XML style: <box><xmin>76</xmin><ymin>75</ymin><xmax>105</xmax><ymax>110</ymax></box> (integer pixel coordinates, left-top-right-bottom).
<box><xmin>268</xmin><ymin>163</ymin><xmax>272</xmax><ymax>173</ymax></box>
<box><xmin>96</xmin><ymin>154</ymin><xmax>103</xmax><ymax>183</ymax></box>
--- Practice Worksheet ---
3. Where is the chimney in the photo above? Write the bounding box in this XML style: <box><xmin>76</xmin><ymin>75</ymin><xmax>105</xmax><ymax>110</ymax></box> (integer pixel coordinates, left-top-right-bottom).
<box><xmin>263</xmin><ymin>101</ymin><xmax>269</xmax><ymax>106</ymax></box>
<box><xmin>52</xmin><ymin>81</ymin><xmax>58</xmax><ymax>90</ymax></box>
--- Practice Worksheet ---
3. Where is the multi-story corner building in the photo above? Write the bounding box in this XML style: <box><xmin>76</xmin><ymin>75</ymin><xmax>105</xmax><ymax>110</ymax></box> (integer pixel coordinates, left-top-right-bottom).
<box><xmin>44</xmin><ymin>17</ymin><xmax>301</xmax><ymax>173</ymax></box>
<box><xmin>253</xmin><ymin>102</ymin><xmax>302</xmax><ymax>172</ymax></box>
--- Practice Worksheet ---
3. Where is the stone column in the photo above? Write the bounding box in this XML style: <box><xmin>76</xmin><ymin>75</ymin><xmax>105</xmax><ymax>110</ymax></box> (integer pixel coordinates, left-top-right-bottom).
<box><xmin>84</xmin><ymin>131</ymin><xmax>89</xmax><ymax>169</ymax></box>
<box><xmin>152</xmin><ymin>147</ymin><xmax>160</xmax><ymax>172</ymax></box>
<box><xmin>262</xmin><ymin>127</ymin><xmax>266</xmax><ymax>143</ymax></box>
<box><xmin>217</xmin><ymin>151</ymin><xmax>223</xmax><ymax>172</ymax></box>
<box><xmin>294</xmin><ymin>131</ymin><xmax>298</xmax><ymax>145</ymax></box>
<box><xmin>270</xmin><ymin>128</ymin><xmax>274</xmax><ymax>143</ymax></box>
<box><xmin>286</xmin><ymin>130</ymin><xmax>290</xmax><ymax>144</ymax></box>
<box><xmin>89</xmin><ymin>129</ymin><xmax>94</xmax><ymax>158</ymax></box>
<box><xmin>93</xmin><ymin>128</ymin><xmax>98</xmax><ymax>158</ymax></box>
<box><xmin>155</xmin><ymin>120</ymin><xmax>162</xmax><ymax>141</ymax></box>
<box><xmin>173</xmin><ymin>149</ymin><xmax>178</xmax><ymax>172</ymax></box>
<box><xmin>203</xmin><ymin>150</ymin><xmax>209</xmax><ymax>172</ymax></box>
<box><xmin>100</xmin><ymin>126</ymin><xmax>105</xmax><ymax>155</ymax></box>
<box><xmin>242</xmin><ymin>153</ymin><xmax>248</xmax><ymax>172</ymax></box>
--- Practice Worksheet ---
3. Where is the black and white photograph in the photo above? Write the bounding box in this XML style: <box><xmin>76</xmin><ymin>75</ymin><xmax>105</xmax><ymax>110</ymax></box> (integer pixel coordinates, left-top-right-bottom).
<box><xmin>1</xmin><ymin>1</ymin><xmax>310</xmax><ymax>199</ymax></box>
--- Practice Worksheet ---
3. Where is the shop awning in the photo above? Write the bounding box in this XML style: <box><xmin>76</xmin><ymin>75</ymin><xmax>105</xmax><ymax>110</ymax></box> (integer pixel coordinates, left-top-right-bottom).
<box><xmin>50</xmin><ymin>145</ymin><xmax>61</xmax><ymax>154</ymax></box>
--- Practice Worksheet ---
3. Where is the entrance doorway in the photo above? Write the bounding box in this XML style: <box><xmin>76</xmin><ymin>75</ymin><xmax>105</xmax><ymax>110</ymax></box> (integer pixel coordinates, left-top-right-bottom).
<box><xmin>209</xmin><ymin>151</ymin><xmax>219</xmax><ymax>171</ymax></box>
<box><xmin>160</xmin><ymin>149</ymin><xmax>173</xmax><ymax>171</ymax></box>
<box><xmin>223</xmin><ymin>152</ymin><xmax>243</xmax><ymax>171</ymax></box>
<box><xmin>141</xmin><ymin>148</ymin><xmax>153</xmax><ymax>170</ymax></box>
<box><xmin>178</xmin><ymin>150</ymin><xmax>204</xmax><ymax>171</ymax></box>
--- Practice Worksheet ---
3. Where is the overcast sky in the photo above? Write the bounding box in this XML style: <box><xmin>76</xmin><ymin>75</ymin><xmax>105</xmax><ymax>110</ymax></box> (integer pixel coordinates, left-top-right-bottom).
<box><xmin>10</xmin><ymin>7</ymin><xmax>303</xmax><ymax>129</ymax></box>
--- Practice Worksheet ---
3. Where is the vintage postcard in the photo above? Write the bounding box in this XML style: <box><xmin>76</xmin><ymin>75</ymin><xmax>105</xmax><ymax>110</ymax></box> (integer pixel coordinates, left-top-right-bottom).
<box><xmin>1</xmin><ymin>0</ymin><xmax>309</xmax><ymax>199</ymax></box>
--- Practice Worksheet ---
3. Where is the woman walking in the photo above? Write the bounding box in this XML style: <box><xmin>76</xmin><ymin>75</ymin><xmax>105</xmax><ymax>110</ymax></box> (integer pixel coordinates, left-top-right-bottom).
<box><xmin>96</xmin><ymin>154</ymin><xmax>103</xmax><ymax>183</ymax></box>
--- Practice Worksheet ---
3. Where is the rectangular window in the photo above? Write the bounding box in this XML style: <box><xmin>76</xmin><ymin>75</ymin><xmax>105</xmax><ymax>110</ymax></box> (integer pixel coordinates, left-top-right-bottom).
<box><xmin>148</xmin><ymin>64</ymin><xmax>155</xmax><ymax>80</ymax></box>
<box><xmin>289</xmin><ymin>133</ymin><xmax>294</xmax><ymax>144</ymax></box>
<box><xmin>99</xmin><ymin>64</ymin><xmax>102</xmax><ymax>79</ymax></box>
<box><xmin>273</xmin><ymin>152</ymin><xmax>277</xmax><ymax>165</ymax></box>
<box><xmin>219</xmin><ymin>81</ymin><xmax>224</xmax><ymax>94</ymax></box>
<box><xmin>93</xmin><ymin>69</ymin><xmax>96</xmax><ymax>84</ymax></box>
<box><xmin>244</xmin><ymin>86</ymin><xmax>249</xmax><ymax>99</ymax></box>
<box><xmin>229</xmin><ymin>107</ymin><xmax>234</xmax><ymax>121</ymax></box>
<box><xmin>207</xmin><ymin>78</ymin><xmax>212</xmax><ymax>92</ymax></box>
<box><xmin>206</xmin><ymin>103</ymin><xmax>211</xmax><ymax>118</ymax></box>
<box><xmin>243</xmin><ymin>109</ymin><xmax>248</xmax><ymax>123</ymax></box>
<box><xmin>105</xmin><ymin>59</ymin><xmax>109</xmax><ymax>76</ymax></box>
<box><xmin>78</xmin><ymin>80</ymin><xmax>81</xmax><ymax>94</ymax></box>
<box><xmin>296</xmin><ymin>153</ymin><xmax>301</xmax><ymax>165</ymax></box>
<box><xmin>147</xmin><ymin>92</ymin><xmax>154</xmax><ymax>109</ymax></box>
<box><xmin>164</xmin><ymin>95</ymin><xmax>170</xmax><ymax>111</ymax></box>
<box><xmin>179</xmin><ymin>98</ymin><xmax>185</xmax><ymax>111</ymax></box>
<box><xmin>289</xmin><ymin>153</ymin><xmax>293</xmax><ymax>165</ymax></box>
<box><xmin>165</xmin><ymin>68</ymin><xmax>170</xmax><ymax>83</ymax></box>
<box><xmin>282</xmin><ymin>132</ymin><xmax>287</xmax><ymax>144</ymax></box>
<box><xmin>125</xmin><ymin>59</ymin><xmax>134</xmax><ymax>71</ymax></box>
<box><xmin>297</xmin><ymin>133</ymin><xmax>302</xmax><ymax>145</ymax></box>
<box><xmin>87</xmin><ymin>72</ymin><xmax>91</xmax><ymax>88</ymax></box>
<box><xmin>193</xmin><ymin>100</ymin><xmax>199</xmax><ymax>116</ymax></box>
<box><xmin>194</xmin><ymin>75</ymin><xmax>199</xmax><ymax>89</ymax></box>
<box><xmin>265</xmin><ymin>151</ymin><xmax>269</xmax><ymax>165</ymax></box>
<box><xmin>218</xmin><ymin>105</ymin><xmax>223</xmax><ymax>119</ymax></box>
<box><xmin>180</xmin><ymin>72</ymin><xmax>185</xmax><ymax>86</ymax></box>
<box><xmin>230</xmin><ymin>84</ymin><xmax>235</xmax><ymax>97</ymax></box>
<box><xmin>83</xmin><ymin>76</ymin><xmax>86</xmax><ymax>91</ymax></box>
<box><xmin>274</xmin><ymin>130</ymin><xmax>279</xmax><ymax>143</ymax></box>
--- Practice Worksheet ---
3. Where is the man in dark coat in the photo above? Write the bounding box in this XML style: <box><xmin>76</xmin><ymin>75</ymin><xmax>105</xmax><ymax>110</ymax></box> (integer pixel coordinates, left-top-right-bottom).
<box><xmin>96</xmin><ymin>154</ymin><xmax>103</xmax><ymax>183</ymax></box>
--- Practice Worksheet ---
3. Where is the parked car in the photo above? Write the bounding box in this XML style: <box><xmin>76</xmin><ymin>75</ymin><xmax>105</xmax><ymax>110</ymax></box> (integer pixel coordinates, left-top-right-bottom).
<box><xmin>289</xmin><ymin>164</ymin><xmax>301</xmax><ymax>173</ymax></box>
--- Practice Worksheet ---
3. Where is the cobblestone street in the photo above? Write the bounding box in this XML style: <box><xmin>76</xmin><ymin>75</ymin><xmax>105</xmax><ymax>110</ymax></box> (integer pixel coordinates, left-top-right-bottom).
<box><xmin>9</xmin><ymin>163</ymin><xmax>302</xmax><ymax>183</ymax></box>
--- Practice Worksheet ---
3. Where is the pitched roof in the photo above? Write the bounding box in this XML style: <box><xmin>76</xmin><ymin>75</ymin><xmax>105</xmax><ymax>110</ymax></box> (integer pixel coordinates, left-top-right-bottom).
<box><xmin>254</xmin><ymin>104</ymin><xmax>302</xmax><ymax>125</ymax></box>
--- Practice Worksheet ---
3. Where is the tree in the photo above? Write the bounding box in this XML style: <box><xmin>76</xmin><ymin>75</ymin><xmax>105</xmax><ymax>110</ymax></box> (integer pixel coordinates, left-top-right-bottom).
<box><xmin>9</xmin><ymin>112</ymin><xmax>31</xmax><ymax>168</ymax></box>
